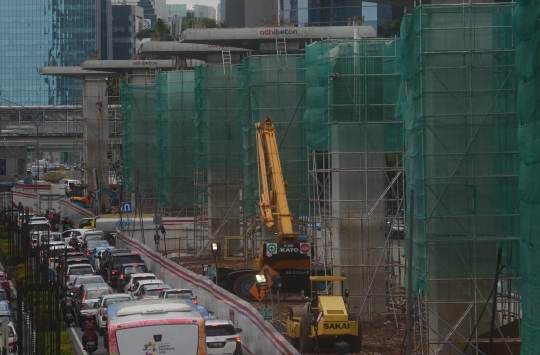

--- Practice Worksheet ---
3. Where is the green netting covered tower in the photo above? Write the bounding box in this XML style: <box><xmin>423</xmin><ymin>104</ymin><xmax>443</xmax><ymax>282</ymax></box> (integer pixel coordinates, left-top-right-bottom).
<box><xmin>243</xmin><ymin>55</ymin><xmax>308</xmax><ymax>240</ymax></box>
<box><xmin>156</xmin><ymin>71</ymin><xmax>196</xmax><ymax>213</ymax></box>
<box><xmin>121</xmin><ymin>83</ymin><xmax>158</xmax><ymax>212</ymax></box>
<box><xmin>304</xmin><ymin>38</ymin><xmax>402</xmax><ymax>320</ymax></box>
<box><xmin>398</xmin><ymin>4</ymin><xmax>519</xmax><ymax>353</ymax></box>
<box><xmin>194</xmin><ymin>65</ymin><xmax>244</xmax><ymax>251</ymax></box>
<box><xmin>514</xmin><ymin>1</ymin><xmax>540</xmax><ymax>354</ymax></box>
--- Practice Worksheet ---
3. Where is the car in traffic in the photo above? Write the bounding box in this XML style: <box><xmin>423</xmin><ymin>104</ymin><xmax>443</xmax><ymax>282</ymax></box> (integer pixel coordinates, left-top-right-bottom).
<box><xmin>0</xmin><ymin>271</ymin><xmax>11</xmax><ymax>297</ymax></box>
<box><xmin>99</xmin><ymin>248</ymin><xmax>131</xmax><ymax>278</ymax></box>
<box><xmin>106</xmin><ymin>252</ymin><xmax>144</xmax><ymax>286</ymax></box>
<box><xmin>205</xmin><ymin>319</ymin><xmax>243</xmax><ymax>355</ymax></box>
<box><xmin>68</xmin><ymin>274</ymin><xmax>106</xmax><ymax>294</ymax></box>
<box><xmin>122</xmin><ymin>273</ymin><xmax>156</xmax><ymax>294</ymax></box>
<box><xmin>0</xmin><ymin>301</ymin><xmax>14</xmax><ymax>324</ymax></box>
<box><xmin>65</xmin><ymin>264</ymin><xmax>95</xmax><ymax>287</ymax></box>
<box><xmin>95</xmin><ymin>294</ymin><xmax>132</xmax><ymax>335</ymax></box>
<box><xmin>116</xmin><ymin>263</ymin><xmax>149</xmax><ymax>291</ymax></box>
<box><xmin>128</xmin><ymin>279</ymin><xmax>164</xmax><ymax>299</ymax></box>
<box><xmin>7</xmin><ymin>321</ymin><xmax>17</xmax><ymax>354</ymax></box>
<box><xmin>74</xmin><ymin>285</ymin><xmax>113</xmax><ymax>323</ymax></box>
<box><xmin>158</xmin><ymin>288</ymin><xmax>198</xmax><ymax>305</ymax></box>
<box><xmin>84</xmin><ymin>240</ymin><xmax>110</xmax><ymax>257</ymax></box>
<box><xmin>138</xmin><ymin>284</ymin><xmax>171</xmax><ymax>300</ymax></box>
<box><xmin>48</xmin><ymin>245</ymin><xmax>68</xmax><ymax>268</ymax></box>
<box><xmin>0</xmin><ymin>289</ymin><xmax>10</xmax><ymax>305</ymax></box>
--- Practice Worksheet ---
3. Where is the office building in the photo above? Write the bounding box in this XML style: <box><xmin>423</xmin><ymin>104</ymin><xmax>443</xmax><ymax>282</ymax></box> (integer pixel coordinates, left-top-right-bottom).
<box><xmin>0</xmin><ymin>1</ymin><xmax>111</xmax><ymax>107</ymax></box>
<box><xmin>118</xmin><ymin>0</ymin><xmax>167</xmax><ymax>25</ymax></box>
<box><xmin>112</xmin><ymin>5</ymin><xmax>145</xmax><ymax>60</ymax></box>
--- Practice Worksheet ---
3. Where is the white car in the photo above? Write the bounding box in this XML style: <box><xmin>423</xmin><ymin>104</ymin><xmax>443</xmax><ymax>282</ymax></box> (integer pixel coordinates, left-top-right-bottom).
<box><xmin>129</xmin><ymin>279</ymin><xmax>164</xmax><ymax>300</ymax></box>
<box><xmin>123</xmin><ymin>273</ymin><xmax>156</xmax><ymax>294</ymax></box>
<box><xmin>205</xmin><ymin>319</ymin><xmax>243</xmax><ymax>355</ymax></box>
<box><xmin>62</xmin><ymin>229</ymin><xmax>85</xmax><ymax>245</ymax></box>
<box><xmin>8</xmin><ymin>321</ymin><xmax>17</xmax><ymax>354</ymax></box>
<box><xmin>95</xmin><ymin>294</ymin><xmax>132</xmax><ymax>335</ymax></box>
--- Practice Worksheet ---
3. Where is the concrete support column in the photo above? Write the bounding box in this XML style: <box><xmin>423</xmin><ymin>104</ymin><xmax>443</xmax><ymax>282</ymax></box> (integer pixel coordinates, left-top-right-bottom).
<box><xmin>330</xmin><ymin>124</ymin><xmax>386</xmax><ymax>321</ymax></box>
<box><xmin>82</xmin><ymin>75</ymin><xmax>109</xmax><ymax>196</ymax></box>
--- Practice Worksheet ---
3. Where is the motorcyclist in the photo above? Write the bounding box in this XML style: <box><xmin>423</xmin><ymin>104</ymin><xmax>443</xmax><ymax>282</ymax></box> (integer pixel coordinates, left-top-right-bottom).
<box><xmin>81</xmin><ymin>313</ymin><xmax>99</xmax><ymax>349</ymax></box>
<box><xmin>60</xmin><ymin>292</ymin><xmax>74</xmax><ymax>316</ymax></box>
<box><xmin>68</xmin><ymin>235</ymin><xmax>79</xmax><ymax>251</ymax></box>
<box><xmin>63</xmin><ymin>215</ymin><xmax>73</xmax><ymax>232</ymax></box>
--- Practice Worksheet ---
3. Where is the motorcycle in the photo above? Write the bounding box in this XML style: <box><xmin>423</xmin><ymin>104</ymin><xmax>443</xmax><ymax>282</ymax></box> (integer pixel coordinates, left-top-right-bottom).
<box><xmin>85</xmin><ymin>335</ymin><xmax>98</xmax><ymax>354</ymax></box>
<box><xmin>64</xmin><ymin>308</ymin><xmax>75</xmax><ymax>327</ymax></box>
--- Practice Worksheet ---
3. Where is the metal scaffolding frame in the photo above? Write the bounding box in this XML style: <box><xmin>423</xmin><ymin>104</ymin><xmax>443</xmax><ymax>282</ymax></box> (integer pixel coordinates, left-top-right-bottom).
<box><xmin>399</xmin><ymin>3</ymin><xmax>520</xmax><ymax>354</ymax></box>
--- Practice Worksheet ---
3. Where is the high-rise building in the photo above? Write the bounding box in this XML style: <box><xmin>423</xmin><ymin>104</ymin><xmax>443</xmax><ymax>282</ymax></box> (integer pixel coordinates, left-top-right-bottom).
<box><xmin>283</xmin><ymin>1</ymin><xmax>402</xmax><ymax>30</ymax></box>
<box><xmin>117</xmin><ymin>0</ymin><xmax>167</xmax><ymax>25</ymax></box>
<box><xmin>112</xmin><ymin>5</ymin><xmax>145</xmax><ymax>60</ymax></box>
<box><xmin>224</xmin><ymin>0</ymin><xmax>401</xmax><ymax>29</ymax></box>
<box><xmin>0</xmin><ymin>1</ymin><xmax>112</xmax><ymax>107</ymax></box>
<box><xmin>169</xmin><ymin>4</ymin><xmax>216</xmax><ymax>23</ymax></box>
<box><xmin>168</xmin><ymin>4</ymin><xmax>188</xmax><ymax>20</ymax></box>
<box><xmin>192</xmin><ymin>5</ymin><xmax>216</xmax><ymax>20</ymax></box>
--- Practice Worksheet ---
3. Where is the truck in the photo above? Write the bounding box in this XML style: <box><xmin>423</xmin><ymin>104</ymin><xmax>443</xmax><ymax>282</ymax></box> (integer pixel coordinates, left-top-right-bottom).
<box><xmin>219</xmin><ymin>117</ymin><xmax>316</xmax><ymax>300</ymax></box>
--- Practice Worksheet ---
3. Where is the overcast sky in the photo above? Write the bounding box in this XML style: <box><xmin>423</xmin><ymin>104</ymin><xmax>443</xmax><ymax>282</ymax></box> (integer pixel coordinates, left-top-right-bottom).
<box><xmin>166</xmin><ymin>0</ymin><xmax>220</xmax><ymax>8</ymax></box>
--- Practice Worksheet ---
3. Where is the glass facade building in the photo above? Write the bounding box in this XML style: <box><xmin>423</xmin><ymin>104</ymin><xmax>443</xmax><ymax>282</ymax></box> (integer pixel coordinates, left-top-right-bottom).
<box><xmin>283</xmin><ymin>1</ymin><xmax>403</xmax><ymax>32</ymax></box>
<box><xmin>0</xmin><ymin>1</ymin><xmax>102</xmax><ymax>106</ymax></box>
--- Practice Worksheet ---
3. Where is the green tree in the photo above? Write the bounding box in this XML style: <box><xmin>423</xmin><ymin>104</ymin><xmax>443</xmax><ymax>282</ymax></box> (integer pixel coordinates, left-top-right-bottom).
<box><xmin>181</xmin><ymin>18</ymin><xmax>225</xmax><ymax>31</ymax></box>
<box><xmin>135</xmin><ymin>18</ymin><xmax>173</xmax><ymax>41</ymax></box>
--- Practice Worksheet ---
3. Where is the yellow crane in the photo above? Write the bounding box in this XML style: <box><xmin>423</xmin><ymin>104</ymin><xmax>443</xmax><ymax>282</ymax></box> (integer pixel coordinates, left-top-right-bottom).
<box><xmin>221</xmin><ymin>117</ymin><xmax>312</xmax><ymax>300</ymax></box>
<box><xmin>255</xmin><ymin>117</ymin><xmax>298</xmax><ymax>243</ymax></box>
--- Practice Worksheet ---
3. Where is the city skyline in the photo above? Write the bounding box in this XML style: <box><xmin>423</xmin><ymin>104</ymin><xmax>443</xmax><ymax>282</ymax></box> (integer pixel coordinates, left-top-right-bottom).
<box><xmin>166</xmin><ymin>0</ymin><xmax>219</xmax><ymax>8</ymax></box>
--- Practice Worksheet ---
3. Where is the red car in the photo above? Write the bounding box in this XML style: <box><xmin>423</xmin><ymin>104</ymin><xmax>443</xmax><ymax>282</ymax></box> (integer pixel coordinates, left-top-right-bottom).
<box><xmin>0</xmin><ymin>272</ymin><xmax>11</xmax><ymax>298</ymax></box>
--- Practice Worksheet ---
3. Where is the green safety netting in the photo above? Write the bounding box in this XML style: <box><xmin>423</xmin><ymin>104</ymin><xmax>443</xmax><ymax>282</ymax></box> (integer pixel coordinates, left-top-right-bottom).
<box><xmin>243</xmin><ymin>55</ymin><xmax>308</xmax><ymax>223</ymax></box>
<box><xmin>398</xmin><ymin>3</ymin><xmax>519</xmax><ymax>350</ymax></box>
<box><xmin>156</xmin><ymin>71</ymin><xmax>195</xmax><ymax>210</ymax></box>
<box><xmin>121</xmin><ymin>83</ymin><xmax>158</xmax><ymax>194</ymax></box>
<box><xmin>514</xmin><ymin>0</ymin><xmax>540</xmax><ymax>353</ymax></box>
<box><xmin>194</xmin><ymin>65</ymin><xmax>244</xmax><ymax>236</ymax></box>
<box><xmin>305</xmin><ymin>39</ymin><xmax>401</xmax><ymax>152</ymax></box>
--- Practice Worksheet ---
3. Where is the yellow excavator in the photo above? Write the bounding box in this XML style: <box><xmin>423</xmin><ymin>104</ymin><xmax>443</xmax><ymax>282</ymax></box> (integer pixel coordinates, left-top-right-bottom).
<box><xmin>220</xmin><ymin>117</ymin><xmax>312</xmax><ymax>299</ymax></box>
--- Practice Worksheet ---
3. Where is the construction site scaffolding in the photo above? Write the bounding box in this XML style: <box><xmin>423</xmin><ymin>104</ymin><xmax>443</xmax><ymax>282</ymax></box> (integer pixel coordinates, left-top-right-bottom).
<box><xmin>194</xmin><ymin>65</ymin><xmax>244</xmax><ymax>255</ymax></box>
<box><xmin>398</xmin><ymin>3</ymin><xmax>520</xmax><ymax>354</ymax></box>
<box><xmin>242</xmin><ymin>54</ymin><xmax>309</xmax><ymax>254</ymax></box>
<box><xmin>121</xmin><ymin>82</ymin><xmax>158</xmax><ymax>213</ymax></box>
<box><xmin>156</xmin><ymin>70</ymin><xmax>196</xmax><ymax>215</ymax></box>
<box><xmin>304</xmin><ymin>38</ymin><xmax>404</xmax><ymax>321</ymax></box>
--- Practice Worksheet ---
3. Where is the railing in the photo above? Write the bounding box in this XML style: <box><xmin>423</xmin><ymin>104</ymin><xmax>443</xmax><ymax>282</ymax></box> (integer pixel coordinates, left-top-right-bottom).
<box><xmin>0</xmin><ymin>120</ymin><xmax>122</xmax><ymax>136</ymax></box>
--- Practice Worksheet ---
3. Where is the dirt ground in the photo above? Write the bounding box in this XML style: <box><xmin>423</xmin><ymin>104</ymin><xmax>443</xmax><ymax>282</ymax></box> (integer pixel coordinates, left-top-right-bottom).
<box><xmin>172</xmin><ymin>255</ymin><xmax>406</xmax><ymax>355</ymax></box>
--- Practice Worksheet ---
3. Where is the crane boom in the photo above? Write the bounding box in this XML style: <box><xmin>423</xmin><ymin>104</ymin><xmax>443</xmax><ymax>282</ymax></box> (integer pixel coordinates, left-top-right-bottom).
<box><xmin>255</xmin><ymin>118</ymin><xmax>298</xmax><ymax>243</ymax></box>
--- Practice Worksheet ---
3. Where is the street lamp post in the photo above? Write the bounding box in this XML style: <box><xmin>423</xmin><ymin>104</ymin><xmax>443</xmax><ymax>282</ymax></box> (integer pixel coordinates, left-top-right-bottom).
<box><xmin>211</xmin><ymin>242</ymin><xmax>220</xmax><ymax>285</ymax></box>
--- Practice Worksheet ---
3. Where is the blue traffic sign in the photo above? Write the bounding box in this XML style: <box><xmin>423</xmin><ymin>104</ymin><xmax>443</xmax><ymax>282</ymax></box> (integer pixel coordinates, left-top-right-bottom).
<box><xmin>121</xmin><ymin>201</ymin><xmax>133</xmax><ymax>214</ymax></box>
<box><xmin>23</xmin><ymin>179</ymin><xmax>30</xmax><ymax>185</ymax></box>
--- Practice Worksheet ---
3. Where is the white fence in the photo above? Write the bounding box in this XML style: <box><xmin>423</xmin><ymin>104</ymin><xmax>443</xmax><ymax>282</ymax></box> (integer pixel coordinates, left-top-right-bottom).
<box><xmin>116</xmin><ymin>231</ymin><xmax>300</xmax><ymax>355</ymax></box>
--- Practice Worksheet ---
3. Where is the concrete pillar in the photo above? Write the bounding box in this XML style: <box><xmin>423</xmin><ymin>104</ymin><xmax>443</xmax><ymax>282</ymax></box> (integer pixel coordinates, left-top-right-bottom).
<box><xmin>82</xmin><ymin>76</ymin><xmax>109</xmax><ymax>197</ymax></box>
<box><xmin>330</xmin><ymin>124</ymin><xmax>386</xmax><ymax>321</ymax></box>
